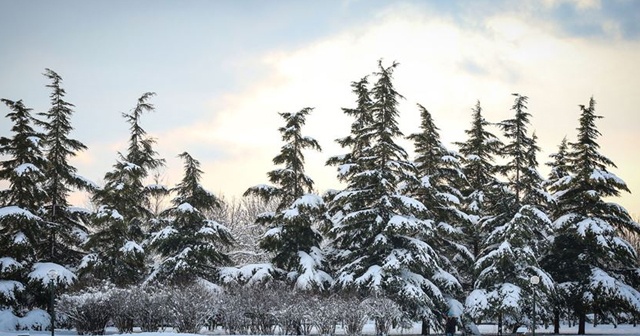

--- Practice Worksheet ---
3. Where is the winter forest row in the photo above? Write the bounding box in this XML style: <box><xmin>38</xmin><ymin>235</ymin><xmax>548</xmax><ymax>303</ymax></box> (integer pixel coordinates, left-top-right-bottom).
<box><xmin>1</xmin><ymin>61</ymin><xmax>639</xmax><ymax>335</ymax></box>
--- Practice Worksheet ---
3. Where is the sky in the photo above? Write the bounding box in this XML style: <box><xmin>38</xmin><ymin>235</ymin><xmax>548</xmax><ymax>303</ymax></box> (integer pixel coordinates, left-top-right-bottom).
<box><xmin>0</xmin><ymin>0</ymin><xmax>639</xmax><ymax>216</ymax></box>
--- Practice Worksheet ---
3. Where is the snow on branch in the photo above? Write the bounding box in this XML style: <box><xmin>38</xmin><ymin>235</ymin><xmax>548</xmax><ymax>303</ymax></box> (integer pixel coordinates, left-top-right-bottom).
<box><xmin>294</xmin><ymin>248</ymin><xmax>332</xmax><ymax>290</ymax></box>
<box><xmin>120</xmin><ymin>240</ymin><xmax>144</xmax><ymax>254</ymax></box>
<box><xmin>28</xmin><ymin>262</ymin><xmax>76</xmax><ymax>286</ymax></box>
<box><xmin>0</xmin><ymin>206</ymin><xmax>40</xmax><ymax>221</ymax></box>
<box><xmin>14</xmin><ymin>163</ymin><xmax>41</xmax><ymax>176</ymax></box>
<box><xmin>0</xmin><ymin>257</ymin><xmax>22</xmax><ymax>273</ymax></box>
<box><xmin>0</xmin><ymin>280</ymin><xmax>24</xmax><ymax>300</ymax></box>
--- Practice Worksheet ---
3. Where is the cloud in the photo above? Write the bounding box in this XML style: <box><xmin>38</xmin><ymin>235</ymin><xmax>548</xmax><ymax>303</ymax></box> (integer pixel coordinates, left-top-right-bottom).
<box><xmin>543</xmin><ymin>0</ymin><xmax>601</xmax><ymax>10</ymax></box>
<box><xmin>122</xmin><ymin>2</ymin><xmax>640</xmax><ymax>215</ymax></box>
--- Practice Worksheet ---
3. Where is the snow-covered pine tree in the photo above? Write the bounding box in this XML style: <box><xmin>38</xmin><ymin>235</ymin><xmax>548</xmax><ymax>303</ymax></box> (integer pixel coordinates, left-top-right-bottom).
<box><xmin>326</xmin><ymin>76</ymin><xmax>374</xmax><ymax>182</ymax></box>
<box><xmin>148</xmin><ymin>152</ymin><xmax>233</xmax><ymax>285</ymax></box>
<box><xmin>80</xmin><ymin>92</ymin><xmax>165</xmax><ymax>287</ymax></box>
<box><xmin>468</xmin><ymin>94</ymin><xmax>554</xmax><ymax>332</ymax></box>
<box><xmin>408</xmin><ymin>106</ymin><xmax>469</xmax><ymax>276</ymax></box>
<box><xmin>406</xmin><ymin>104</ymin><xmax>469</xmax><ymax>332</ymax></box>
<box><xmin>453</xmin><ymin>101</ymin><xmax>503</xmax><ymax>289</ymax></box>
<box><xmin>244</xmin><ymin>107</ymin><xmax>330</xmax><ymax>290</ymax></box>
<box><xmin>324</xmin><ymin>75</ymin><xmax>374</xmax><ymax>242</ymax></box>
<box><xmin>541</xmin><ymin>137</ymin><xmax>572</xmax><ymax>334</ymax></box>
<box><xmin>545</xmin><ymin>137</ymin><xmax>570</xmax><ymax>195</ymax></box>
<box><xmin>326</xmin><ymin>61</ymin><xmax>459</xmax><ymax>324</ymax></box>
<box><xmin>37</xmin><ymin>68</ymin><xmax>93</xmax><ymax>268</ymax></box>
<box><xmin>0</xmin><ymin>98</ymin><xmax>49</xmax><ymax>311</ymax></box>
<box><xmin>544</xmin><ymin>97</ymin><xmax>640</xmax><ymax>334</ymax></box>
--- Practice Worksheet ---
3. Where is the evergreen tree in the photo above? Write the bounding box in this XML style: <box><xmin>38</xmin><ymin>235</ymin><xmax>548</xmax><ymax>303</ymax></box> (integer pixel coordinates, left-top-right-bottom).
<box><xmin>545</xmin><ymin>137</ymin><xmax>571</xmax><ymax>198</ymax></box>
<box><xmin>80</xmin><ymin>92</ymin><xmax>165</xmax><ymax>287</ymax></box>
<box><xmin>0</xmin><ymin>99</ymin><xmax>48</xmax><ymax>213</ymax></box>
<box><xmin>326</xmin><ymin>61</ymin><xmax>460</xmax><ymax>324</ymax></box>
<box><xmin>245</xmin><ymin>107</ymin><xmax>330</xmax><ymax>290</ymax></box>
<box><xmin>37</xmin><ymin>68</ymin><xmax>93</xmax><ymax>268</ymax></box>
<box><xmin>326</xmin><ymin>76</ymin><xmax>374</xmax><ymax>182</ymax></box>
<box><xmin>468</xmin><ymin>94</ymin><xmax>554</xmax><ymax>332</ymax></box>
<box><xmin>407</xmin><ymin>104</ymin><xmax>470</xmax><ymax>290</ymax></box>
<box><xmin>149</xmin><ymin>152</ymin><xmax>233</xmax><ymax>285</ymax></box>
<box><xmin>0</xmin><ymin>99</ymin><xmax>50</xmax><ymax>312</ymax></box>
<box><xmin>544</xmin><ymin>97</ymin><xmax>640</xmax><ymax>334</ymax></box>
<box><xmin>453</xmin><ymin>101</ymin><xmax>503</xmax><ymax>287</ymax></box>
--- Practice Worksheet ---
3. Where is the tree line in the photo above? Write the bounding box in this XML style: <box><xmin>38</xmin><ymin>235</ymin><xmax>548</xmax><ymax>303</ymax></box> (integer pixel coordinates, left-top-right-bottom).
<box><xmin>1</xmin><ymin>61</ymin><xmax>639</xmax><ymax>335</ymax></box>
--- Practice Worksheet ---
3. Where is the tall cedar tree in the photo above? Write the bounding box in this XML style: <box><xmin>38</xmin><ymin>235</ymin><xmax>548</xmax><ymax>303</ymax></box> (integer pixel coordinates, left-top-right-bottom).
<box><xmin>81</xmin><ymin>92</ymin><xmax>165</xmax><ymax>287</ymax></box>
<box><xmin>453</xmin><ymin>101</ymin><xmax>503</xmax><ymax>288</ymax></box>
<box><xmin>545</xmin><ymin>137</ymin><xmax>570</xmax><ymax>194</ymax></box>
<box><xmin>325</xmin><ymin>76</ymin><xmax>374</xmax><ymax>237</ymax></box>
<box><xmin>38</xmin><ymin>68</ymin><xmax>92</xmax><ymax>268</ymax></box>
<box><xmin>326</xmin><ymin>61</ymin><xmax>460</xmax><ymax>325</ymax></box>
<box><xmin>149</xmin><ymin>152</ymin><xmax>233</xmax><ymax>285</ymax></box>
<box><xmin>407</xmin><ymin>104</ymin><xmax>470</xmax><ymax>293</ymax></box>
<box><xmin>469</xmin><ymin>94</ymin><xmax>554</xmax><ymax>332</ymax></box>
<box><xmin>543</xmin><ymin>97</ymin><xmax>640</xmax><ymax>334</ymax></box>
<box><xmin>543</xmin><ymin>137</ymin><xmax>572</xmax><ymax>333</ymax></box>
<box><xmin>326</xmin><ymin>76</ymin><xmax>374</xmax><ymax>182</ymax></box>
<box><xmin>0</xmin><ymin>99</ymin><xmax>50</xmax><ymax>311</ymax></box>
<box><xmin>244</xmin><ymin>107</ymin><xmax>330</xmax><ymax>290</ymax></box>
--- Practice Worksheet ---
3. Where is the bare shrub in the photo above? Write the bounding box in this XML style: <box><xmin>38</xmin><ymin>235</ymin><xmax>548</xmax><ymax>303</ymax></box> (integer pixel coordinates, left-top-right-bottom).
<box><xmin>107</xmin><ymin>288</ymin><xmax>135</xmax><ymax>333</ymax></box>
<box><xmin>338</xmin><ymin>295</ymin><xmax>370</xmax><ymax>336</ymax></box>
<box><xmin>307</xmin><ymin>295</ymin><xmax>341</xmax><ymax>336</ymax></box>
<box><xmin>131</xmin><ymin>285</ymin><xmax>171</xmax><ymax>332</ymax></box>
<box><xmin>168</xmin><ymin>283</ymin><xmax>218</xmax><ymax>333</ymax></box>
<box><xmin>362</xmin><ymin>296</ymin><xmax>404</xmax><ymax>336</ymax></box>
<box><xmin>58</xmin><ymin>288</ymin><xmax>111</xmax><ymax>335</ymax></box>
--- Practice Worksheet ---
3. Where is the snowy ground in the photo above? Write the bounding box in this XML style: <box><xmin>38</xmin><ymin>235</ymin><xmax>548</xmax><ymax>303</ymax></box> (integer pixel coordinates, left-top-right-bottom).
<box><xmin>1</xmin><ymin>323</ymin><xmax>640</xmax><ymax>336</ymax></box>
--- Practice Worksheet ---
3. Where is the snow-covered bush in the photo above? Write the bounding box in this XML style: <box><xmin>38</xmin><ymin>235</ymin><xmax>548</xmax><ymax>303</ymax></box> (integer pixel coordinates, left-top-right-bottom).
<box><xmin>220</xmin><ymin>284</ymin><xmax>296</xmax><ymax>335</ymax></box>
<box><xmin>107</xmin><ymin>287</ymin><xmax>135</xmax><ymax>333</ymax></box>
<box><xmin>362</xmin><ymin>296</ymin><xmax>404</xmax><ymax>336</ymax></box>
<box><xmin>58</xmin><ymin>288</ymin><xmax>110</xmax><ymax>335</ymax></box>
<box><xmin>239</xmin><ymin>285</ymin><xmax>277</xmax><ymax>334</ymax></box>
<box><xmin>17</xmin><ymin>309</ymin><xmax>49</xmax><ymax>331</ymax></box>
<box><xmin>0</xmin><ymin>309</ymin><xmax>19</xmax><ymax>331</ymax></box>
<box><xmin>105</xmin><ymin>285</ymin><xmax>171</xmax><ymax>333</ymax></box>
<box><xmin>167</xmin><ymin>283</ymin><xmax>218</xmax><ymax>333</ymax></box>
<box><xmin>219</xmin><ymin>286</ymin><xmax>251</xmax><ymax>334</ymax></box>
<box><xmin>337</xmin><ymin>295</ymin><xmax>370</xmax><ymax>336</ymax></box>
<box><xmin>307</xmin><ymin>295</ymin><xmax>342</xmax><ymax>336</ymax></box>
<box><xmin>131</xmin><ymin>285</ymin><xmax>171</xmax><ymax>332</ymax></box>
<box><xmin>268</xmin><ymin>286</ymin><xmax>314</xmax><ymax>335</ymax></box>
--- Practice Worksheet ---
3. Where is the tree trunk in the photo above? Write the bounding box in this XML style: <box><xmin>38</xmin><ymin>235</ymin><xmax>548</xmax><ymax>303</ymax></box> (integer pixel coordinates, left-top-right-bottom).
<box><xmin>498</xmin><ymin>313</ymin><xmax>503</xmax><ymax>336</ymax></box>
<box><xmin>553</xmin><ymin>309</ymin><xmax>560</xmax><ymax>334</ymax></box>
<box><xmin>578</xmin><ymin>312</ymin><xmax>586</xmax><ymax>335</ymax></box>
<box><xmin>421</xmin><ymin>317</ymin><xmax>430</xmax><ymax>335</ymax></box>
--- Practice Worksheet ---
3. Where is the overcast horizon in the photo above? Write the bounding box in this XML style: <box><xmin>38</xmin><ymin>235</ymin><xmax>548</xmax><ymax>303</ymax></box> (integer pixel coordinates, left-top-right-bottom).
<box><xmin>1</xmin><ymin>0</ymin><xmax>638</xmax><ymax>216</ymax></box>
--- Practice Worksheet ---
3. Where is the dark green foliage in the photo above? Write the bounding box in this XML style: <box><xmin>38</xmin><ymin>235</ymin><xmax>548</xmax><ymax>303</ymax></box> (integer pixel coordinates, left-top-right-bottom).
<box><xmin>150</xmin><ymin>152</ymin><xmax>233</xmax><ymax>285</ymax></box>
<box><xmin>548</xmin><ymin>97</ymin><xmax>640</xmax><ymax>333</ymax></box>
<box><xmin>326</xmin><ymin>61</ymin><xmax>457</xmax><ymax>321</ymax></box>
<box><xmin>81</xmin><ymin>92</ymin><xmax>165</xmax><ymax>287</ymax></box>
<box><xmin>468</xmin><ymin>94</ymin><xmax>554</xmax><ymax>330</ymax></box>
<box><xmin>245</xmin><ymin>107</ymin><xmax>328</xmax><ymax>289</ymax></box>
<box><xmin>0</xmin><ymin>98</ymin><xmax>50</xmax><ymax>312</ymax></box>
<box><xmin>37</xmin><ymin>69</ymin><xmax>92</xmax><ymax>267</ymax></box>
<box><xmin>0</xmin><ymin>99</ymin><xmax>49</xmax><ymax>260</ymax></box>
<box><xmin>407</xmin><ymin>104</ymin><xmax>470</xmax><ymax>292</ymax></box>
<box><xmin>0</xmin><ymin>99</ymin><xmax>48</xmax><ymax>212</ymax></box>
<box><xmin>545</xmin><ymin>137</ymin><xmax>570</xmax><ymax>193</ymax></box>
<box><xmin>453</xmin><ymin>101</ymin><xmax>503</xmax><ymax>286</ymax></box>
<box><xmin>496</xmin><ymin>94</ymin><xmax>549</xmax><ymax>206</ymax></box>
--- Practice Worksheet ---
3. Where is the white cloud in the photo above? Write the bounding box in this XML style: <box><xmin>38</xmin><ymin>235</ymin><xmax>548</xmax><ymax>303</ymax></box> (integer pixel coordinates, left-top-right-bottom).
<box><xmin>542</xmin><ymin>0</ymin><xmax>601</xmax><ymax>10</ymax></box>
<box><xmin>148</xmin><ymin>2</ymin><xmax>639</xmax><ymax>214</ymax></box>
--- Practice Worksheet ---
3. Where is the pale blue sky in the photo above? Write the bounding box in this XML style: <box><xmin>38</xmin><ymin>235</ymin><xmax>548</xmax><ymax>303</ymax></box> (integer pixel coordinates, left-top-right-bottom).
<box><xmin>1</xmin><ymin>0</ymin><xmax>639</xmax><ymax>215</ymax></box>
